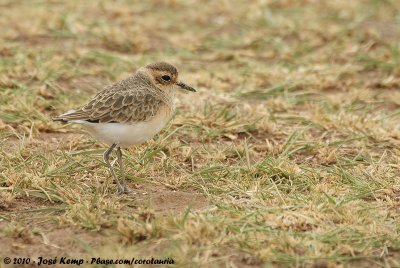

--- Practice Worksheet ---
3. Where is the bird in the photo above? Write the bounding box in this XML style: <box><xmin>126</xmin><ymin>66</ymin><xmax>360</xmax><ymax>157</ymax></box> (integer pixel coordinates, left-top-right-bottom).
<box><xmin>53</xmin><ymin>62</ymin><xmax>196</xmax><ymax>194</ymax></box>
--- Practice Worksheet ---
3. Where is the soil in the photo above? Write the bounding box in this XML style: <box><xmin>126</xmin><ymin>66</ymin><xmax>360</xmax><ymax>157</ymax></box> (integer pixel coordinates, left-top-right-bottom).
<box><xmin>0</xmin><ymin>182</ymin><xmax>208</xmax><ymax>263</ymax></box>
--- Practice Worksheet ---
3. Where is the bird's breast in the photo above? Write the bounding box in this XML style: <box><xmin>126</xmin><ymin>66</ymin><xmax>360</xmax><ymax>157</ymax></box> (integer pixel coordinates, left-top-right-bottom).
<box><xmin>82</xmin><ymin>104</ymin><xmax>174</xmax><ymax>148</ymax></box>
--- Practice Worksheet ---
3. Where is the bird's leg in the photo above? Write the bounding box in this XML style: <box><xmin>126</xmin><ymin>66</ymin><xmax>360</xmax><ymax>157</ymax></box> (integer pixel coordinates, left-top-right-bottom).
<box><xmin>116</xmin><ymin>147</ymin><xmax>132</xmax><ymax>194</ymax></box>
<box><xmin>103</xmin><ymin>143</ymin><xmax>124</xmax><ymax>194</ymax></box>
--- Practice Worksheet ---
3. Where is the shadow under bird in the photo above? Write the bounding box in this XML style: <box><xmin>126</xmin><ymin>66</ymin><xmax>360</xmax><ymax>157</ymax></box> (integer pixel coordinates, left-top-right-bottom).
<box><xmin>53</xmin><ymin>62</ymin><xmax>196</xmax><ymax>194</ymax></box>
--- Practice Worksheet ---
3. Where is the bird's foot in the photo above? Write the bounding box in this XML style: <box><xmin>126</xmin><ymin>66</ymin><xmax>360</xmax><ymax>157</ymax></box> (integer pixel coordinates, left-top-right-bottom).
<box><xmin>123</xmin><ymin>187</ymin><xmax>133</xmax><ymax>194</ymax></box>
<box><xmin>116</xmin><ymin>186</ymin><xmax>124</xmax><ymax>195</ymax></box>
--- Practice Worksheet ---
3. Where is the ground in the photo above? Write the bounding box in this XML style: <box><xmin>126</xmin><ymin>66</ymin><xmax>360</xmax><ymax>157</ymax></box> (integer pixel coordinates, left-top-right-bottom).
<box><xmin>0</xmin><ymin>0</ymin><xmax>399</xmax><ymax>267</ymax></box>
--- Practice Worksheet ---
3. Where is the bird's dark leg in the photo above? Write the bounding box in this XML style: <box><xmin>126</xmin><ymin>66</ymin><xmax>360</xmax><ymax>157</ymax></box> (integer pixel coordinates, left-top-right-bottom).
<box><xmin>103</xmin><ymin>143</ymin><xmax>124</xmax><ymax>194</ymax></box>
<box><xmin>116</xmin><ymin>147</ymin><xmax>132</xmax><ymax>193</ymax></box>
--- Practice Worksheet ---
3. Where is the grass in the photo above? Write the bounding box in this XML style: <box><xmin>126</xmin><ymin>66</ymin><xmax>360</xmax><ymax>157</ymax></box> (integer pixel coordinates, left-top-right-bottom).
<box><xmin>0</xmin><ymin>0</ymin><xmax>400</xmax><ymax>267</ymax></box>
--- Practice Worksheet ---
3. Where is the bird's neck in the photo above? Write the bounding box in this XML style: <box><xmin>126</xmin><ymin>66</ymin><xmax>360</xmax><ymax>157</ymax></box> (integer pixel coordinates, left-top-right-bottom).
<box><xmin>135</xmin><ymin>68</ymin><xmax>176</xmax><ymax>110</ymax></box>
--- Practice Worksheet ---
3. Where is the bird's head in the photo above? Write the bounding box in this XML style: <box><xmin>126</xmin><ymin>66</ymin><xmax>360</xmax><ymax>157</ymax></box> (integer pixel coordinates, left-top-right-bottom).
<box><xmin>143</xmin><ymin>62</ymin><xmax>196</xmax><ymax>92</ymax></box>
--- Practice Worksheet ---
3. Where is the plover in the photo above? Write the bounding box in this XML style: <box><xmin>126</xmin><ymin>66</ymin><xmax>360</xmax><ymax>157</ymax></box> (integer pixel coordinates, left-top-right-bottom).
<box><xmin>53</xmin><ymin>62</ymin><xmax>196</xmax><ymax>194</ymax></box>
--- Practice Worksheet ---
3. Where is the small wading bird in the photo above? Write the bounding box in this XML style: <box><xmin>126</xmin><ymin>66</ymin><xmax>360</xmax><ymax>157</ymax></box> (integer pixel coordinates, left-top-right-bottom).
<box><xmin>53</xmin><ymin>62</ymin><xmax>196</xmax><ymax>194</ymax></box>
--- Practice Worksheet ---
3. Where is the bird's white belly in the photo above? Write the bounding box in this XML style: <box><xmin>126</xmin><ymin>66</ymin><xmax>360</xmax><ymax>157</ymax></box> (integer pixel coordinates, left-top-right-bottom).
<box><xmin>80</xmin><ymin>109</ymin><xmax>172</xmax><ymax>148</ymax></box>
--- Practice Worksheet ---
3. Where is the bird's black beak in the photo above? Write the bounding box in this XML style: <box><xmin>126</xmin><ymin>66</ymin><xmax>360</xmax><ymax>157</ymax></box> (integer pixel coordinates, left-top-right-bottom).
<box><xmin>177</xmin><ymin>82</ymin><xmax>196</xmax><ymax>92</ymax></box>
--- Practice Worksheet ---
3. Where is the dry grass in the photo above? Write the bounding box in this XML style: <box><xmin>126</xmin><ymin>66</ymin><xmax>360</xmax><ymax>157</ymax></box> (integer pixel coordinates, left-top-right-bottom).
<box><xmin>1</xmin><ymin>0</ymin><xmax>400</xmax><ymax>267</ymax></box>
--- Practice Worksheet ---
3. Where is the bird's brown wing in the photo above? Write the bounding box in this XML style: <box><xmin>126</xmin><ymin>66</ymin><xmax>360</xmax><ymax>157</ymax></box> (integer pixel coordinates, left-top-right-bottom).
<box><xmin>58</xmin><ymin>88</ymin><xmax>164</xmax><ymax>124</ymax></box>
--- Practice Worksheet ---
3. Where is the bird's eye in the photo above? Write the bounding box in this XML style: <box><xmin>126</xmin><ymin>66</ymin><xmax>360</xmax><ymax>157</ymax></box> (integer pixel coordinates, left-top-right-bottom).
<box><xmin>162</xmin><ymin>75</ymin><xmax>171</xmax><ymax>81</ymax></box>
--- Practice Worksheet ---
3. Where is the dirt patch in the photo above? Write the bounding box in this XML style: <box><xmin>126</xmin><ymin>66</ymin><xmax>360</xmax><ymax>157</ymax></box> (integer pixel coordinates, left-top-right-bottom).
<box><xmin>128</xmin><ymin>183</ymin><xmax>208</xmax><ymax>214</ymax></box>
<box><xmin>2</xmin><ymin>183</ymin><xmax>208</xmax><ymax>216</ymax></box>
<box><xmin>36</xmin><ymin>132</ymin><xmax>87</xmax><ymax>151</ymax></box>
<box><xmin>361</xmin><ymin>72</ymin><xmax>400</xmax><ymax>90</ymax></box>
<box><xmin>0</xmin><ymin>194</ymin><xmax>49</xmax><ymax>213</ymax></box>
<box><xmin>0</xmin><ymin>223</ymin><xmax>119</xmax><ymax>265</ymax></box>
<box><xmin>359</xmin><ymin>20</ymin><xmax>400</xmax><ymax>41</ymax></box>
<box><xmin>2</xmin><ymin>132</ymin><xmax>86</xmax><ymax>155</ymax></box>
<box><xmin>0</xmin><ymin>196</ymin><xmax>104</xmax><ymax>261</ymax></box>
<box><xmin>0</xmin><ymin>184</ymin><xmax>208</xmax><ymax>263</ymax></box>
<box><xmin>11</xmin><ymin>34</ymin><xmax>76</xmax><ymax>48</ymax></box>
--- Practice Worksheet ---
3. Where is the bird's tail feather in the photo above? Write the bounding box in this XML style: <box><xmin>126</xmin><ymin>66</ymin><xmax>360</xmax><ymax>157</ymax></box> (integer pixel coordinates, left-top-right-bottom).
<box><xmin>52</xmin><ymin>117</ymin><xmax>69</xmax><ymax>122</ymax></box>
<box><xmin>52</xmin><ymin>109</ymin><xmax>77</xmax><ymax>123</ymax></box>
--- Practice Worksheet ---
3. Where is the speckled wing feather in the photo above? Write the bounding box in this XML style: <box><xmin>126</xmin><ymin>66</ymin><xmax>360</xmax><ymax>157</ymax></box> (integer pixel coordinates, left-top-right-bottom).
<box><xmin>58</xmin><ymin>74</ymin><xmax>166</xmax><ymax>124</ymax></box>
